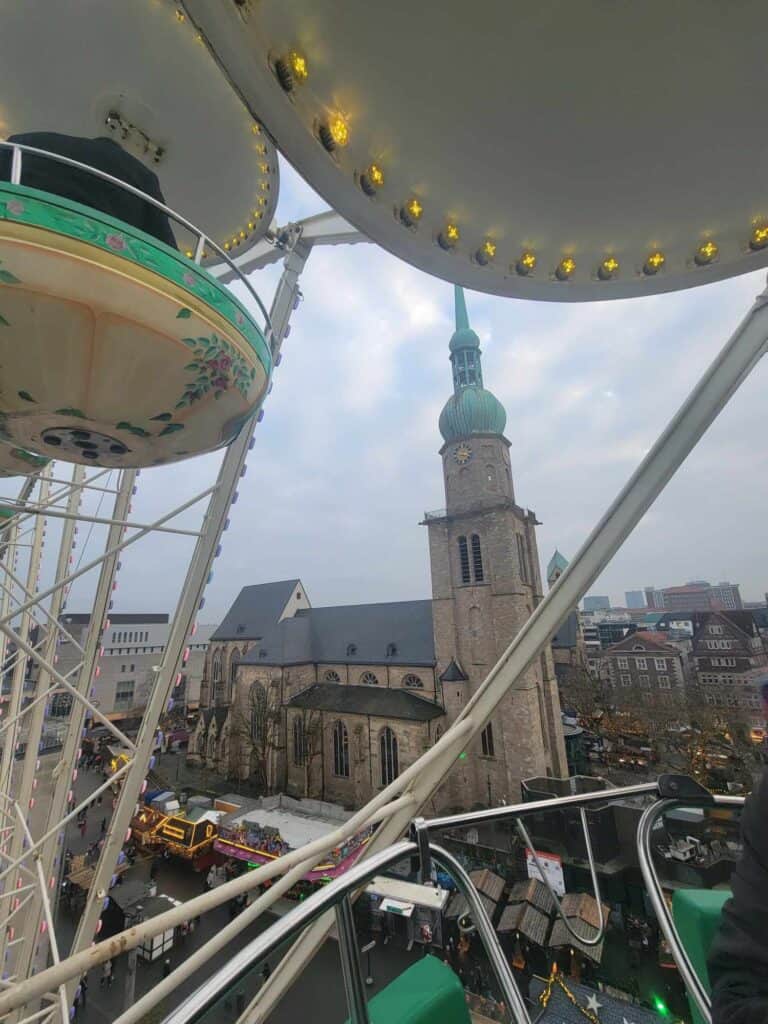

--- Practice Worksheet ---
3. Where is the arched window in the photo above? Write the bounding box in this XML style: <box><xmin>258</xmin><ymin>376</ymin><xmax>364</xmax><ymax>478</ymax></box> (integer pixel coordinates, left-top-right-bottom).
<box><xmin>332</xmin><ymin>720</ymin><xmax>349</xmax><ymax>777</ymax></box>
<box><xmin>346</xmin><ymin>644</ymin><xmax>357</xmax><ymax>657</ymax></box>
<box><xmin>434</xmin><ymin>724</ymin><xmax>443</xmax><ymax>745</ymax></box>
<box><xmin>360</xmin><ymin>671</ymin><xmax>379</xmax><ymax>686</ymax></box>
<box><xmin>250</xmin><ymin>683</ymin><xmax>267</xmax><ymax>745</ymax></box>
<box><xmin>212</xmin><ymin>650</ymin><xmax>222</xmax><ymax>682</ymax></box>
<box><xmin>230</xmin><ymin>650</ymin><xmax>240</xmax><ymax>685</ymax></box>
<box><xmin>380</xmin><ymin>727</ymin><xmax>399</xmax><ymax>786</ymax></box>
<box><xmin>471</xmin><ymin>534</ymin><xmax>484</xmax><ymax>582</ymax></box>
<box><xmin>293</xmin><ymin>717</ymin><xmax>307</xmax><ymax>766</ymax></box>
<box><xmin>197</xmin><ymin>732</ymin><xmax>205</xmax><ymax>754</ymax></box>
<box><xmin>403</xmin><ymin>674</ymin><xmax>423</xmax><ymax>689</ymax></box>
<box><xmin>481</xmin><ymin>723</ymin><xmax>495</xmax><ymax>757</ymax></box>
<box><xmin>458</xmin><ymin>536</ymin><xmax>470</xmax><ymax>584</ymax></box>
<box><xmin>324</xmin><ymin>670</ymin><xmax>341</xmax><ymax>682</ymax></box>
<box><xmin>208</xmin><ymin>735</ymin><xmax>216</xmax><ymax>759</ymax></box>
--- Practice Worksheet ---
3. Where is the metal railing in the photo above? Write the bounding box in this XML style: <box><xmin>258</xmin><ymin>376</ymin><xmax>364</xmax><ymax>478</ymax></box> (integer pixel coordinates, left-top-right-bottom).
<box><xmin>0</xmin><ymin>140</ymin><xmax>274</xmax><ymax>348</ymax></box>
<box><xmin>162</xmin><ymin>839</ymin><xmax>532</xmax><ymax>1024</ymax></box>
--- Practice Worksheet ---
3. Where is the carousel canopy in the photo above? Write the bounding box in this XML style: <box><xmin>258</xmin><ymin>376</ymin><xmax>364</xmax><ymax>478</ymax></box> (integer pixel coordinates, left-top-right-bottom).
<box><xmin>185</xmin><ymin>0</ymin><xmax>768</xmax><ymax>300</ymax></box>
<box><xmin>0</xmin><ymin>0</ymin><xmax>279</xmax><ymax>260</ymax></box>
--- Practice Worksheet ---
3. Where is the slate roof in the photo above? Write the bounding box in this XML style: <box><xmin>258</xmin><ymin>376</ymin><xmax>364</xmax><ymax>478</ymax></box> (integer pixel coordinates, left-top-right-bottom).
<box><xmin>549</xmin><ymin>917</ymin><xmax>605</xmax><ymax>963</ymax></box>
<box><xmin>439</xmin><ymin>658</ymin><xmax>468</xmax><ymax>682</ymax></box>
<box><xmin>236</xmin><ymin>594</ymin><xmax>435</xmax><ymax>668</ymax></box>
<box><xmin>211</xmin><ymin>580</ymin><xmax>300</xmax><ymax>641</ymax></box>
<box><xmin>445</xmin><ymin>891</ymin><xmax>497</xmax><ymax>922</ymax></box>
<box><xmin>287</xmin><ymin>683</ymin><xmax>444</xmax><ymax>721</ymax></box>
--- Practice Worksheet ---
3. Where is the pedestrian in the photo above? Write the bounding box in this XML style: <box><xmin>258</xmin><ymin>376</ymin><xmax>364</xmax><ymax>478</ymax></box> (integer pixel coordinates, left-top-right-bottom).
<box><xmin>79</xmin><ymin>820</ymin><xmax>86</xmax><ymax>839</ymax></box>
<box><xmin>100</xmin><ymin>959</ymin><xmax>112</xmax><ymax>988</ymax></box>
<box><xmin>100</xmin><ymin>817</ymin><xmax>106</xmax><ymax>835</ymax></box>
<box><xmin>163</xmin><ymin>957</ymin><xmax>171</xmax><ymax>979</ymax></box>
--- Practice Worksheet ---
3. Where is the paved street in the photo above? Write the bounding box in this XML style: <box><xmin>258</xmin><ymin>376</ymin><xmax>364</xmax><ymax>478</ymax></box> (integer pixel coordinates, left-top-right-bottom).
<box><xmin>50</xmin><ymin>760</ymin><xmax>420</xmax><ymax>1023</ymax></box>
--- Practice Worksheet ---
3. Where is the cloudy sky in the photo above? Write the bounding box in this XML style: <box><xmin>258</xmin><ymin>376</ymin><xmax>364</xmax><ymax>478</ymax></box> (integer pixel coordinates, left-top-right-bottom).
<box><xmin>52</xmin><ymin>159</ymin><xmax>768</xmax><ymax>621</ymax></box>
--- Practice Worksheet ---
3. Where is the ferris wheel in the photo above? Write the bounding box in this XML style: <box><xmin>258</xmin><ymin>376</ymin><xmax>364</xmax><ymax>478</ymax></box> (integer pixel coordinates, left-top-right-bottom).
<box><xmin>0</xmin><ymin>3</ymin><xmax>767</xmax><ymax>1024</ymax></box>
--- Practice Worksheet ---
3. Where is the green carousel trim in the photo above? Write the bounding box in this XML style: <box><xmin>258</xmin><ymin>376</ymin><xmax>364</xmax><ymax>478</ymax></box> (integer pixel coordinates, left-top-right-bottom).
<box><xmin>0</xmin><ymin>183</ymin><xmax>272</xmax><ymax>376</ymax></box>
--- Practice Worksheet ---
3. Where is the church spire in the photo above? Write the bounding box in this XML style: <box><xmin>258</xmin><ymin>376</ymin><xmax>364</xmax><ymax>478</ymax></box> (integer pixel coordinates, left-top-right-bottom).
<box><xmin>439</xmin><ymin>285</ymin><xmax>507</xmax><ymax>443</ymax></box>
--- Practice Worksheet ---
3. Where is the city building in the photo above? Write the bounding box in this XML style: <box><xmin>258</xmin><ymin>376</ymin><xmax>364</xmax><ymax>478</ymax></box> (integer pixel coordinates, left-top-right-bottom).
<box><xmin>643</xmin><ymin>581</ymin><xmax>743</xmax><ymax>613</ymax></box>
<box><xmin>191</xmin><ymin>288</ymin><xmax>567</xmax><ymax>811</ymax></box>
<box><xmin>602</xmin><ymin>631</ymin><xmax>689</xmax><ymax>712</ymax></box>
<box><xmin>546</xmin><ymin>550</ymin><xmax>588</xmax><ymax>690</ymax></box>
<box><xmin>583</xmin><ymin>595</ymin><xmax>611</xmax><ymax>613</ymax></box>
<box><xmin>56</xmin><ymin>613</ymin><xmax>214</xmax><ymax>723</ymax></box>
<box><xmin>625</xmin><ymin>590</ymin><xmax>646</xmax><ymax>610</ymax></box>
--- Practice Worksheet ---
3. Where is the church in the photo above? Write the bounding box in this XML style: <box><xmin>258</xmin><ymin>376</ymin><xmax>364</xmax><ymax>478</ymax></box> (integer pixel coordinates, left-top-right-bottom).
<box><xmin>190</xmin><ymin>288</ymin><xmax>567</xmax><ymax>812</ymax></box>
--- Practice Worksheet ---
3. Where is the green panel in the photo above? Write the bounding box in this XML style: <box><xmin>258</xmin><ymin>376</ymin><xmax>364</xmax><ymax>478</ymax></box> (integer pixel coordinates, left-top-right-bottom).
<box><xmin>0</xmin><ymin>183</ymin><xmax>271</xmax><ymax>375</ymax></box>
<box><xmin>672</xmin><ymin>888</ymin><xmax>730</xmax><ymax>1024</ymax></box>
<box><xmin>347</xmin><ymin>956</ymin><xmax>470</xmax><ymax>1024</ymax></box>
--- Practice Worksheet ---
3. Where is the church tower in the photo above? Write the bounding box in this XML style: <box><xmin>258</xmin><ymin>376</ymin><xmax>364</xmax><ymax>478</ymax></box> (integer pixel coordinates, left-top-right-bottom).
<box><xmin>426</xmin><ymin>287</ymin><xmax>566</xmax><ymax>810</ymax></box>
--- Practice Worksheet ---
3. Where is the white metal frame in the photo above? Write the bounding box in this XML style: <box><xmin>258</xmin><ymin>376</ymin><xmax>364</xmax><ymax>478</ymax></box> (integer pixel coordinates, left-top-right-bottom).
<box><xmin>0</xmin><ymin>196</ymin><xmax>360</xmax><ymax>1021</ymax></box>
<box><xmin>0</xmin><ymin>161</ymin><xmax>764</xmax><ymax>1019</ymax></box>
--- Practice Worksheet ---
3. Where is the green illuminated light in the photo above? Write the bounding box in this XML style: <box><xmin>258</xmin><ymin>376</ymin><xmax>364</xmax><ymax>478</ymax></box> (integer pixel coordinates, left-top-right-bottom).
<box><xmin>653</xmin><ymin>996</ymin><xmax>669</xmax><ymax>1016</ymax></box>
<box><xmin>458</xmin><ymin>752</ymin><xmax>467</xmax><ymax>760</ymax></box>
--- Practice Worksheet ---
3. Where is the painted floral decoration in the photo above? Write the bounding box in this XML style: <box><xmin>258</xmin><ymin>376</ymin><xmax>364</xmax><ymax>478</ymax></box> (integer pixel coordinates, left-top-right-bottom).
<box><xmin>177</xmin><ymin>334</ymin><xmax>256</xmax><ymax>408</ymax></box>
<box><xmin>105</xmin><ymin>233</ymin><xmax>128</xmax><ymax>252</ymax></box>
<box><xmin>6</xmin><ymin>200</ymin><xmax>24</xmax><ymax>216</ymax></box>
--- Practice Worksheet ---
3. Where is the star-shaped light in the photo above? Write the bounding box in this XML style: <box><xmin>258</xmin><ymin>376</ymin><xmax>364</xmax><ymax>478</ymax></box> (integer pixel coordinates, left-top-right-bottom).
<box><xmin>586</xmin><ymin>994</ymin><xmax>602</xmax><ymax>1013</ymax></box>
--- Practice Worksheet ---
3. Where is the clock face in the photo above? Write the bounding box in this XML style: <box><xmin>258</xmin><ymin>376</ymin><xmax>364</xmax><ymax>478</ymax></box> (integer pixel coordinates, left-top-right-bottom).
<box><xmin>453</xmin><ymin>444</ymin><xmax>472</xmax><ymax>465</ymax></box>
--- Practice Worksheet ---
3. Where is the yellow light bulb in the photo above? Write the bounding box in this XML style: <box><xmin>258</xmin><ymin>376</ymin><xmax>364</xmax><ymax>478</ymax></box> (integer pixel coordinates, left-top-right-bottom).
<box><xmin>695</xmin><ymin>240</ymin><xmax>718</xmax><ymax>265</ymax></box>
<box><xmin>259</xmin><ymin>162</ymin><xmax>269</xmax><ymax>174</ymax></box>
<box><xmin>482</xmin><ymin>239</ymin><xmax>496</xmax><ymax>258</ymax></box>
<box><xmin>185</xmin><ymin>249</ymin><xmax>193</xmax><ymax>259</ymax></box>
<box><xmin>519</xmin><ymin>251</ymin><xmax>537</xmax><ymax>271</ymax></box>
<box><xmin>289</xmin><ymin>51</ymin><xmax>308</xmax><ymax>82</ymax></box>
<box><xmin>328</xmin><ymin>115</ymin><xmax>349</xmax><ymax>148</ymax></box>
<box><xmin>556</xmin><ymin>256</ymin><xmax>576</xmax><ymax>280</ymax></box>
<box><xmin>446</xmin><ymin>223</ymin><xmax>460</xmax><ymax>241</ymax></box>
<box><xmin>252</xmin><ymin>124</ymin><xmax>262</xmax><ymax>135</ymax></box>
<box><xmin>257</xmin><ymin>197</ymin><xmax>267</xmax><ymax>207</ymax></box>
<box><xmin>224</xmin><ymin>242</ymin><xmax>231</xmax><ymax>251</ymax></box>
<box><xmin>239</xmin><ymin>230</ymin><xmax>246</xmax><ymax>240</ymax></box>
<box><xmin>247</xmin><ymin>221</ymin><xmax>255</xmax><ymax>230</ymax></box>
<box><xmin>256</xmin><ymin>145</ymin><xmax>267</xmax><ymax>155</ymax></box>
<box><xmin>368</xmin><ymin>164</ymin><xmax>384</xmax><ymax>187</ymax></box>
<box><xmin>646</xmin><ymin>250</ymin><xmax>665</xmax><ymax>270</ymax></box>
<box><xmin>259</xmin><ymin>181</ymin><xmax>270</xmax><ymax>191</ymax></box>
<box><xmin>175</xmin><ymin>8</ymin><xmax>185</xmax><ymax>22</ymax></box>
<box><xmin>407</xmin><ymin>198</ymin><xmax>423</xmax><ymax>220</ymax></box>
<box><xmin>602</xmin><ymin>256</ymin><xmax>619</xmax><ymax>274</ymax></box>
<box><xmin>750</xmin><ymin>225</ymin><xmax>768</xmax><ymax>250</ymax></box>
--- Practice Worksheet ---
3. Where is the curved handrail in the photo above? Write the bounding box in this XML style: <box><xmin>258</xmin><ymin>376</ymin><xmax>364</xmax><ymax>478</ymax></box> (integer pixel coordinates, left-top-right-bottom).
<box><xmin>636</xmin><ymin>793</ymin><xmax>745</xmax><ymax>1024</ymax></box>
<box><xmin>161</xmin><ymin>839</ymin><xmax>532</xmax><ymax>1024</ymax></box>
<box><xmin>516</xmin><ymin>806</ymin><xmax>606</xmax><ymax>947</ymax></box>
<box><xmin>0</xmin><ymin>140</ymin><xmax>274</xmax><ymax>349</ymax></box>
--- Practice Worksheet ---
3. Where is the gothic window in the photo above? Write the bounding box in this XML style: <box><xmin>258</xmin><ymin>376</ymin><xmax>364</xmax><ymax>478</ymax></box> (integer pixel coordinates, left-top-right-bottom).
<box><xmin>403</xmin><ymin>674</ymin><xmax>423</xmax><ymax>689</ymax></box>
<box><xmin>208</xmin><ymin>735</ymin><xmax>216</xmax><ymax>759</ymax></box>
<box><xmin>380</xmin><ymin>727</ymin><xmax>399</xmax><ymax>786</ymax></box>
<box><xmin>481</xmin><ymin>723</ymin><xmax>495</xmax><ymax>757</ymax></box>
<box><xmin>197</xmin><ymin>732</ymin><xmax>205</xmax><ymax>754</ymax></box>
<box><xmin>332</xmin><ymin>720</ymin><xmax>349</xmax><ymax>777</ymax></box>
<box><xmin>229</xmin><ymin>650</ymin><xmax>240</xmax><ymax>696</ymax></box>
<box><xmin>516</xmin><ymin>534</ymin><xmax>529</xmax><ymax>583</ymax></box>
<box><xmin>293</xmin><ymin>717</ymin><xmax>307</xmax><ymax>766</ymax></box>
<box><xmin>212</xmin><ymin>650</ymin><xmax>222</xmax><ymax>682</ymax></box>
<box><xmin>360</xmin><ymin>671</ymin><xmax>379</xmax><ymax>686</ymax></box>
<box><xmin>458</xmin><ymin>536</ymin><xmax>471</xmax><ymax>584</ymax></box>
<box><xmin>324</xmin><ymin>670</ymin><xmax>341</xmax><ymax>682</ymax></box>
<box><xmin>471</xmin><ymin>534</ymin><xmax>484</xmax><ymax>582</ymax></box>
<box><xmin>250</xmin><ymin>683</ymin><xmax>267</xmax><ymax>745</ymax></box>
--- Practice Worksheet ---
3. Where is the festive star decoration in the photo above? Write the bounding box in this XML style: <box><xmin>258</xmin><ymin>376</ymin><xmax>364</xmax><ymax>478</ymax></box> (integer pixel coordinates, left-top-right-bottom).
<box><xmin>586</xmin><ymin>995</ymin><xmax>602</xmax><ymax>1013</ymax></box>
